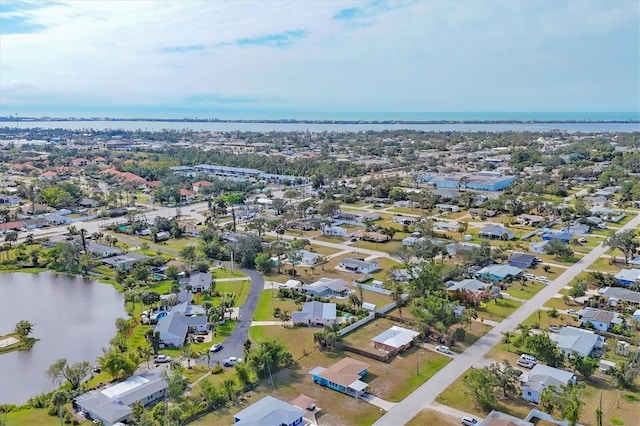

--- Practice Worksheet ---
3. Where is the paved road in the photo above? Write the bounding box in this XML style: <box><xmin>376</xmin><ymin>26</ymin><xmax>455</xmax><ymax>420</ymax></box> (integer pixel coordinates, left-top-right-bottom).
<box><xmin>374</xmin><ymin>212</ymin><xmax>640</xmax><ymax>426</ymax></box>
<box><xmin>198</xmin><ymin>265</ymin><xmax>264</xmax><ymax>366</ymax></box>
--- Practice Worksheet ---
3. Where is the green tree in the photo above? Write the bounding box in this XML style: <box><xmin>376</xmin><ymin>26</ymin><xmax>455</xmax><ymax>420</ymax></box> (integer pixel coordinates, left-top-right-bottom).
<box><xmin>46</xmin><ymin>358</ymin><xmax>92</xmax><ymax>391</ymax></box>
<box><xmin>50</xmin><ymin>390</ymin><xmax>68</xmax><ymax>426</ymax></box>
<box><xmin>255</xmin><ymin>252</ymin><xmax>274</xmax><ymax>273</ymax></box>
<box><xmin>569</xmin><ymin>353</ymin><xmax>598</xmax><ymax>379</ymax></box>
<box><xmin>14</xmin><ymin>320</ymin><xmax>34</xmax><ymax>338</ymax></box>
<box><xmin>605</xmin><ymin>229</ymin><xmax>638</xmax><ymax>264</ymax></box>
<box><xmin>464</xmin><ymin>368</ymin><xmax>498</xmax><ymax>410</ymax></box>
<box><xmin>524</xmin><ymin>332</ymin><xmax>564</xmax><ymax>367</ymax></box>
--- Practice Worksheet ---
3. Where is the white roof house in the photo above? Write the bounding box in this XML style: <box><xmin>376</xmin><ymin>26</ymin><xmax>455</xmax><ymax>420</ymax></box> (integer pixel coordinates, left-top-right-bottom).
<box><xmin>233</xmin><ymin>396</ymin><xmax>305</xmax><ymax>426</ymax></box>
<box><xmin>552</xmin><ymin>326</ymin><xmax>604</xmax><ymax>357</ymax></box>
<box><xmin>372</xmin><ymin>326</ymin><xmax>419</xmax><ymax>353</ymax></box>
<box><xmin>521</xmin><ymin>364</ymin><xmax>576</xmax><ymax>404</ymax></box>
<box><xmin>75</xmin><ymin>371</ymin><xmax>167</xmax><ymax>426</ymax></box>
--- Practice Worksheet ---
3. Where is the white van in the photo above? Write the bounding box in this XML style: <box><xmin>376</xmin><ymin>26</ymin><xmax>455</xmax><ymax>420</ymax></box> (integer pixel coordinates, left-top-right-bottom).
<box><xmin>517</xmin><ymin>354</ymin><xmax>538</xmax><ymax>368</ymax></box>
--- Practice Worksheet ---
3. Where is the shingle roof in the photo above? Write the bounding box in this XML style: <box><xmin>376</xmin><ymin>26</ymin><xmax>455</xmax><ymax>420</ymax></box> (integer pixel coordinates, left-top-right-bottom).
<box><xmin>233</xmin><ymin>396</ymin><xmax>304</xmax><ymax>426</ymax></box>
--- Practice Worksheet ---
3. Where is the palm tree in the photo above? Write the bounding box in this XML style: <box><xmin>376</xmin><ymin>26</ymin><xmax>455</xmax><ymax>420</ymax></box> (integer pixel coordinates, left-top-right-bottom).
<box><xmin>390</xmin><ymin>282</ymin><xmax>405</xmax><ymax>316</ymax></box>
<box><xmin>51</xmin><ymin>390</ymin><xmax>68</xmax><ymax>426</ymax></box>
<box><xmin>349</xmin><ymin>293</ymin><xmax>362</xmax><ymax>308</ymax></box>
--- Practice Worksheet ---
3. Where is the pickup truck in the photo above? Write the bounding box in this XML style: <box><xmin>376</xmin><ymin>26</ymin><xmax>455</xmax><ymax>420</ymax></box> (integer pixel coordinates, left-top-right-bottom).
<box><xmin>222</xmin><ymin>357</ymin><xmax>243</xmax><ymax>367</ymax></box>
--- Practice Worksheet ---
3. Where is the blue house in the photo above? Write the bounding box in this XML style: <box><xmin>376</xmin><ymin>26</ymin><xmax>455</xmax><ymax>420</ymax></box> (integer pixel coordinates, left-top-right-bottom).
<box><xmin>542</xmin><ymin>231</ymin><xmax>572</xmax><ymax>243</ymax></box>
<box><xmin>521</xmin><ymin>364</ymin><xmax>576</xmax><ymax>404</ymax></box>
<box><xmin>310</xmin><ymin>357</ymin><xmax>370</xmax><ymax>398</ymax></box>
<box><xmin>233</xmin><ymin>396</ymin><xmax>305</xmax><ymax>426</ymax></box>
<box><xmin>475</xmin><ymin>264</ymin><xmax>522</xmax><ymax>282</ymax></box>
<box><xmin>614</xmin><ymin>269</ymin><xmax>640</xmax><ymax>286</ymax></box>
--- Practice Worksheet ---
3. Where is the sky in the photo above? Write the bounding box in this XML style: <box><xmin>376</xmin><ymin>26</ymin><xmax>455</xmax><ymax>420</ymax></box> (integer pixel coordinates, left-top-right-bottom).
<box><xmin>0</xmin><ymin>0</ymin><xmax>639</xmax><ymax>118</ymax></box>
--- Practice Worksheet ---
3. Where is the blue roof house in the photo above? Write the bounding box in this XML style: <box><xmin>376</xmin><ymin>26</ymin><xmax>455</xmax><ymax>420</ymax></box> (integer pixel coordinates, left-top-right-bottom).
<box><xmin>542</xmin><ymin>231</ymin><xmax>573</xmax><ymax>243</ymax></box>
<box><xmin>614</xmin><ymin>269</ymin><xmax>640</xmax><ymax>286</ymax></box>
<box><xmin>233</xmin><ymin>396</ymin><xmax>305</xmax><ymax>426</ymax></box>
<box><xmin>475</xmin><ymin>264</ymin><xmax>522</xmax><ymax>282</ymax></box>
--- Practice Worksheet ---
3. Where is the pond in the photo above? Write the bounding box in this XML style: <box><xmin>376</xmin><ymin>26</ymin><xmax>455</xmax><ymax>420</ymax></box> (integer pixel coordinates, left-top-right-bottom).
<box><xmin>0</xmin><ymin>272</ymin><xmax>126</xmax><ymax>404</ymax></box>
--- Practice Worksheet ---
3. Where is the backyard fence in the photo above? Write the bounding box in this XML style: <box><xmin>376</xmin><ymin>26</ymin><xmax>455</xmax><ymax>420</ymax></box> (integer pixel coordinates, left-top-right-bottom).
<box><xmin>339</xmin><ymin>313</ymin><xmax>375</xmax><ymax>336</ymax></box>
<box><xmin>336</xmin><ymin>342</ymin><xmax>393</xmax><ymax>363</ymax></box>
<box><xmin>375</xmin><ymin>312</ymin><xmax>418</xmax><ymax>326</ymax></box>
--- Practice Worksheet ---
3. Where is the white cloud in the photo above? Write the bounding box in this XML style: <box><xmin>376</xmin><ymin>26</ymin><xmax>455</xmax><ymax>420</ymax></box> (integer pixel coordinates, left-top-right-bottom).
<box><xmin>0</xmin><ymin>0</ymin><xmax>638</xmax><ymax>113</ymax></box>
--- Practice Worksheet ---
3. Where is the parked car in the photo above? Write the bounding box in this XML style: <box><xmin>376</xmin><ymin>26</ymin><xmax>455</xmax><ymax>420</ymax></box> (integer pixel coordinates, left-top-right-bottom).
<box><xmin>154</xmin><ymin>355</ymin><xmax>172</xmax><ymax>364</ymax></box>
<box><xmin>535</xmin><ymin>276</ymin><xmax>550</xmax><ymax>283</ymax></box>
<box><xmin>524</xmin><ymin>273</ymin><xmax>536</xmax><ymax>279</ymax></box>
<box><xmin>461</xmin><ymin>416</ymin><xmax>479</xmax><ymax>426</ymax></box>
<box><xmin>436</xmin><ymin>345</ymin><xmax>452</xmax><ymax>355</ymax></box>
<box><xmin>223</xmin><ymin>357</ymin><xmax>243</xmax><ymax>367</ymax></box>
<box><xmin>210</xmin><ymin>343</ymin><xmax>223</xmax><ymax>353</ymax></box>
<box><xmin>517</xmin><ymin>354</ymin><xmax>538</xmax><ymax>368</ymax></box>
<box><xmin>567</xmin><ymin>309</ymin><xmax>578</xmax><ymax>315</ymax></box>
<box><xmin>578</xmin><ymin>237</ymin><xmax>588</xmax><ymax>243</ymax></box>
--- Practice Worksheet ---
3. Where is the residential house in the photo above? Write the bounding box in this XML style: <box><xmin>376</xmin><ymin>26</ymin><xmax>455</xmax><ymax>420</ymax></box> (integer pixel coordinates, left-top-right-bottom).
<box><xmin>179</xmin><ymin>272</ymin><xmax>213</xmax><ymax>293</ymax></box>
<box><xmin>614</xmin><ymin>269</ymin><xmax>640</xmax><ymax>286</ymax></box>
<box><xmin>521</xmin><ymin>364</ymin><xmax>576</xmax><ymax>404</ymax></box>
<box><xmin>507</xmin><ymin>253</ymin><xmax>539</xmax><ymax>269</ymax></box>
<box><xmin>72</xmin><ymin>158</ymin><xmax>89</xmax><ymax>167</ymax></box>
<box><xmin>600</xmin><ymin>286</ymin><xmax>640</xmax><ymax>306</ymax></box>
<box><xmin>529</xmin><ymin>240</ymin><xmax>550</xmax><ymax>254</ymax></box>
<box><xmin>192</xmin><ymin>180</ymin><xmax>213</xmax><ymax>193</ymax></box>
<box><xmin>567</xmin><ymin>224</ymin><xmax>590</xmax><ymax>235</ymax></box>
<box><xmin>77</xmin><ymin>198</ymin><xmax>101</xmax><ymax>208</ymax></box>
<box><xmin>233</xmin><ymin>396</ymin><xmax>305</xmax><ymax>426</ymax></box>
<box><xmin>337</xmin><ymin>258</ymin><xmax>379</xmax><ymax>274</ymax></box>
<box><xmin>38</xmin><ymin>170</ymin><xmax>59</xmax><ymax>181</ymax></box>
<box><xmin>435</xmin><ymin>203</ymin><xmax>461</xmax><ymax>213</ymax></box>
<box><xmin>576</xmin><ymin>307</ymin><xmax>622</xmax><ymax>332</ymax></box>
<box><xmin>446</xmin><ymin>279</ymin><xmax>492</xmax><ymax>298</ymax></box>
<box><xmin>434</xmin><ymin>221</ymin><xmax>460</xmax><ymax>232</ymax></box>
<box><xmin>446</xmin><ymin>242</ymin><xmax>476</xmax><ymax>256</ymax></box>
<box><xmin>101</xmin><ymin>253</ymin><xmax>150</xmax><ymax>271</ymax></box>
<box><xmin>291</xmin><ymin>301</ymin><xmax>337</xmax><ymax>326</ymax></box>
<box><xmin>475</xmin><ymin>264</ymin><xmax>522</xmax><ymax>282</ymax></box>
<box><xmin>179</xmin><ymin>188</ymin><xmax>195</xmax><ymax>204</ymax></box>
<box><xmin>323</xmin><ymin>225</ymin><xmax>349</xmax><ymax>237</ymax></box>
<box><xmin>372</xmin><ymin>325</ymin><xmax>419</xmax><ymax>355</ymax></box>
<box><xmin>75</xmin><ymin>370</ymin><xmax>167</xmax><ymax>426</ymax></box>
<box><xmin>0</xmin><ymin>221</ymin><xmax>24</xmax><ymax>234</ymax></box>
<box><xmin>402</xmin><ymin>236</ymin><xmax>426</xmax><ymax>246</ymax></box>
<box><xmin>479</xmin><ymin>225</ymin><xmax>515</xmax><ymax>241</ymax></box>
<box><xmin>154</xmin><ymin>295</ymin><xmax>207</xmax><ymax>347</ymax></box>
<box><xmin>542</xmin><ymin>231</ymin><xmax>573</xmax><ymax>243</ymax></box>
<box><xmin>393</xmin><ymin>216</ymin><xmax>419</xmax><ymax>225</ymax></box>
<box><xmin>93</xmin><ymin>156</ymin><xmax>107</xmax><ymax>165</ymax></box>
<box><xmin>310</xmin><ymin>357</ymin><xmax>370</xmax><ymax>398</ymax></box>
<box><xmin>517</xmin><ymin>214</ymin><xmax>546</xmax><ymax>226</ymax></box>
<box><xmin>553</xmin><ymin>326</ymin><xmax>604</xmax><ymax>358</ymax></box>
<box><xmin>360</xmin><ymin>231</ymin><xmax>390</xmax><ymax>243</ymax></box>
<box><xmin>629</xmin><ymin>257</ymin><xmax>640</xmax><ymax>268</ymax></box>
<box><xmin>86</xmin><ymin>242</ymin><xmax>123</xmax><ymax>258</ymax></box>
<box><xmin>302</xmin><ymin>278</ymin><xmax>352</xmax><ymax>298</ymax></box>
<box><xmin>480</xmin><ymin>410</ymin><xmax>534</xmax><ymax>426</ymax></box>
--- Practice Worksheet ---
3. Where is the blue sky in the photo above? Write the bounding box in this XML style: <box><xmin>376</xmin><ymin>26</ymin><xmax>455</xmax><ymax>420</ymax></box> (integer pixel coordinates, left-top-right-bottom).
<box><xmin>0</xmin><ymin>0</ymin><xmax>638</xmax><ymax>118</ymax></box>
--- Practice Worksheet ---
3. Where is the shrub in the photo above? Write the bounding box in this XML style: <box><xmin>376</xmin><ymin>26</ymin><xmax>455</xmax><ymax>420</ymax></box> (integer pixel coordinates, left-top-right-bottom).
<box><xmin>548</xmin><ymin>308</ymin><xmax>558</xmax><ymax>318</ymax></box>
<box><xmin>211</xmin><ymin>365</ymin><xmax>224</xmax><ymax>374</ymax></box>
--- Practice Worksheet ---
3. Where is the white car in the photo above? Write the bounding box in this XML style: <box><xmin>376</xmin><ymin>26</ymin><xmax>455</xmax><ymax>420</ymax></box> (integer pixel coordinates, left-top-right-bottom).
<box><xmin>524</xmin><ymin>273</ymin><xmax>535</xmax><ymax>279</ymax></box>
<box><xmin>222</xmin><ymin>357</ymin><xmax>243</xmax><ymax>367</ymax></box>
<box><xmin>461</xmin><ymin>416</ymin><xmax>479</xmax><ymax>426</ymax></box>
<box><xmin>154</xmin><ymin>355</ymin><xmax>172</xmax><ymax>364</ymax></box>
<box><xmin>567</xmin><ymin>309</ymin><xmax>578</xmax><ymax>315</ymax></box>
<box><xmin>436</xmin><ymin>345</ymin><xmax>452</xmax><ymax>355</ymax></box>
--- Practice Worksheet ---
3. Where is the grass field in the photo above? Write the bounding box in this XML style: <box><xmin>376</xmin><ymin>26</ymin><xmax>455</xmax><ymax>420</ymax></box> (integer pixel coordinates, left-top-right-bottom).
<box><xmin>477</xmin><ymin>298</ymin><xmax>521</xmax><ymax>322</ymax></box>
<box><xmin>406</xmin><ymin>409</ymin><xmax>460</xmax><ymax>426</ymax></box>
<box><xmin>505</xmin><ymin>281</ymin><xmax>546</xmax><ymax>300</ymax></box>
<box><xmin>253</xmin><ymin>290</ymin><xmax>300</xmax><ymax>321</ymax></box>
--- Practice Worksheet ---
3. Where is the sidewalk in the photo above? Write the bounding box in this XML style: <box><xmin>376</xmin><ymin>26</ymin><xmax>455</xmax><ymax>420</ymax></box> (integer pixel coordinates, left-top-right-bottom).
<box><xmin>360</xmin><ymin>393</ymin><xmax>396</xmax><ymax>411</ymax></box>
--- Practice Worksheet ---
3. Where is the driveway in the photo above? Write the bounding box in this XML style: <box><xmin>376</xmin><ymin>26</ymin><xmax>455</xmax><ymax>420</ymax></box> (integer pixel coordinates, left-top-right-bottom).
<box><xmin>198</xmin><ymin>265</ymin><xmax>264</xmax><ymax>366</ymax></box>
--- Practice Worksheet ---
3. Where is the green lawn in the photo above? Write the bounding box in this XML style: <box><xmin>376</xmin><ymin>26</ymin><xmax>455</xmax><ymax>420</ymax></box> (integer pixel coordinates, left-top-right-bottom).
<box><xmin>211</xmin><ymin>267</ymin><xmax>246</xmax><ymax>279</ymax></box>
<box><xmin>3</xmin><ymin>407</ymin><xmax>65</xmax><ymax>426</ymax></box>
<box><xmin>215</xmin><ymin>279</ymin><xmax>251</xmax><ymax>307</ymax></box>
<box><xmin>253</xmin><ymin>290</ymin><xmax>300</xmax><ymax>321</ymax></box>
<box><xmin>505</xmin><ymin>281</ymin><xmax>546</xmax><ymax>300</ymax></box>
<box><xmin>478</xmin><ymin>298</ymin><xmax>521</xmax><ymax>322</ymax></box>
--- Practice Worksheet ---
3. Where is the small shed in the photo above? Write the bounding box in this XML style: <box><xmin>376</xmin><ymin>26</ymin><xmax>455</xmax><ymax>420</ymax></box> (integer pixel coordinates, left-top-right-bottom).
<box><xmin>362</xmin><ymin>302</ymin><xmax>377</xmax><ymax>312</ymax></box>
<box><xmin>599</xmin><ymin>360</ymin><xmax>616</xmax><ymax>374</ymax></box>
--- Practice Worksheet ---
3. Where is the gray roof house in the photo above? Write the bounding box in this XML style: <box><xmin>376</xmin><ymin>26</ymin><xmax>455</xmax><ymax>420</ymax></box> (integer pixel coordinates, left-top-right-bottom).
<box><xmin>233</xmin><ymin>395</ymin><xmax>305</xmax><ymax>426</ymax></box>
<box><xmin>576</xmin><ymin>307</ymin><xmax>622</xmax><ymax>332</ymax></box>
<box><xmin>521</xmin><ymin>364</ymin><xmax>576</xmax><ymax>404</ymax></box>
<box><xmin>101</xmin><ymin>253</ymin><xmax>150</xmax><ymax>271</ymax></box>
<box><xmin>292</xmin><ymin>301</ymin><xmax>337</xmax><ymax>326</ymax></box>
<box><xmin>302</xmin><ymin>278</ymin><xmax>352</xmax><ymax>298</ymax></box>
<box><xmin>154</xmin><ymin>295</ymin><xmax>208</xmax><ymax>348</ymax></box>
<box><xmin>75</xmin><ymin>370</ymin><xmax>167</xmax><ymax>426</ymax></box>
<box><xmin>446</xmin><ymin>279</ymin><xmax>491</xmax><ymax>295</ymax></box>
<box><xmin>600</xmin><ymin>286</ymin><xmax>640</xmax><ymax>306</ymax></box>
<box><xmin>553</xmin><ymin>326</ymin><xmax>604</xmax><ymax>357</ymax></box>
<box><xmin>86</xmin><ymin>242</ymin><xmax>124</xmax><ymax>258</ymax></box>
<box><xmin>179</xmin><ymin>272</ymin><xmax>212</xmax><ymax>293</ymax></box>
<box><xmin>479</xmin><ymin>225</ymin><xmax>515</xmax><ymax>240</ymax></box>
